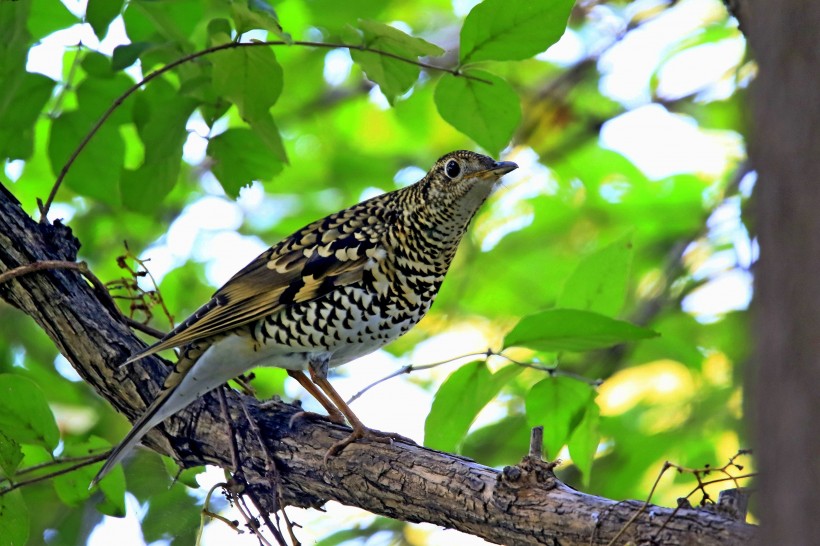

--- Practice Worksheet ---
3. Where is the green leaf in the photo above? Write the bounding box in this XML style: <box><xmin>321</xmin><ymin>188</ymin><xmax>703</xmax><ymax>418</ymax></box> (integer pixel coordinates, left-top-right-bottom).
<box><xmin>350</xmin><ymin>20</ymin><xmax>444</xmax><ymax>104</ymax></box>
<box><xmin>48</xmin><ymin>118</ymin><xmax>125</xmax><ymax>206</ymax></box>
<box><xmin>462</xmin><ymin>414</ymin><xmax>531</xmax><ymax>467</ymax></box>
<box><xmin>558</xmin><ymin>235</ymin><xmax>634</xmax><ymax>316</ymax></box>
<box><xmin>0</xmin><ymin>374</ymin><xmax>60</xmax><ymax>451</ymax></box>
<box><xmin>74</xmin><ymin>72</ymin><xmax>135</xmax><ymax>124</ymax></box>
<box><xmin>81</xmin><ymin>51</ymin><xmax>116</xmax><ymax>78</ymax></box>
<box><xmin>111</xmin><ymin>42</ymin><xmax>152</xmax><ymax>71</ymax></box>
<box><xmin>304</xmin><ymin>0</ymin><xmax>387</xmax><ymax>32</ymax></box>
<box><xmin>207</xmin><ymin>128</ymin><xmax>284</xmax><ymax>197</ymax></box>
<box><xmin>525</xmin><ymin>376</ymin><xmax>594</xmax><ymax>458</ymax></box>
<box><xmin>0</xmin><ymin>431</ymin><xmax>23</xmax><ymax>476</ymax></box>
<box><xmin>0</xmin><ymin>489</ymin><xmax>29</xmax><ymax>546</ymax></box>
<box><xmin>28</xmin><ymin>0</ymin><xmax>77</xmax><ymax>40</ymax></box>
<box><xmin>249</xmin><ymin>112</ymin><xmax>289</xmax><ymax>163</ymax></box>
<box><xmin>0</xmin><ymin>71</ymin><xmax>55</xmax><ymax>160</ymax></box>
<box><xmin>212</xmin><ymin>45</ymin><xmax>283</xmax><ymax>122</ymax></box>
<box><xmin>460</xmin><ymin>0</ymin><xmax>575</xmax><ymax>64</ymax></box>
<box><xmin>434</xmin><ymin>70</ymin><xmax>520</xmax><ymax>155</ymax></box>
<box><xmin>567</xmin><ymin>401</ymin><xmax>600</xmax><ymax>486</ymax></box>
<box><xmin>424</xmin><ymin>362</ymin><xmax>521</xmax><ymax>452</ymax></box>
<box><xmin>504</xmin><ymin>309</ymin><xmax>658</xmax><ymax>352</ymax></box>
<box><xmin>139</xmin><ymin>474</ymin><xmax>201</xmax><ymax>543</ymax></box>
<box><xmin>162</xmin><ymin>458</ymin><xmax>204</xmax><ymax>489</ymax></box>
<box><xmin>231</xmin><ymin>0</ymin><xmax>292</xmax><ymax>43</ymax></box>
<box><xmin>86</xmin><ymin>0</ymin><xmax>123</xmax><ymax>39</ymax></box>
<box><xmin>120</xmin><ymin>78</ymin><xmax>197</xmax><ymax>212</ymax></box>
<box><xmin>56</xmin><ymin>437</ymin><xmax>124</xmax><ymax>516</ymax></box>
<box><xmin>119</xmin><ymin>161</ymin><xmax>176</xmax><ymax>214</ymax></box>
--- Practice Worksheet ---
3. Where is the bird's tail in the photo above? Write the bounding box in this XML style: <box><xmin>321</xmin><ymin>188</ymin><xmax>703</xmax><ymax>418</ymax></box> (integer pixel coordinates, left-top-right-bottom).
<box><xmin>91</xmin><ymin>351</ymin><xmax>200</xmax><ymax>488</ymax></box>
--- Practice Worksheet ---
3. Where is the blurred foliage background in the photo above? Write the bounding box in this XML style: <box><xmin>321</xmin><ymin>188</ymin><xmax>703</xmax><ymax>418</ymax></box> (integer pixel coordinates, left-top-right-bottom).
<box><xmin>0</xmin><ymin>0</ymin><xmax>753</xmax><ymax>544</ymax></box>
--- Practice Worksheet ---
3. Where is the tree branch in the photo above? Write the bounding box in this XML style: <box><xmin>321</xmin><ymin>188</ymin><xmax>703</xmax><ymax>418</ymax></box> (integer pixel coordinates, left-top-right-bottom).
<box><xmin>0</xmin><ymin>185</ymin><xmax>756</xmax><ymax>545</ymax></box>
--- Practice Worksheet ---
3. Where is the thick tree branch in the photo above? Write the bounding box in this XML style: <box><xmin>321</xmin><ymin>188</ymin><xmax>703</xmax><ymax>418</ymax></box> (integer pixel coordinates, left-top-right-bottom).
<box><xmin>0</xmin><ymin>185</ymin><xmax>756</xmax><ymax>545</ymax></box>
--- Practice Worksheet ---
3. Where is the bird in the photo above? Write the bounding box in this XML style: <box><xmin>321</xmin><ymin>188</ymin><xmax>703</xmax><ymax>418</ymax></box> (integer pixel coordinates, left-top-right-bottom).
<box><xmin>91</xmin><ymin>150</ymin><xmax>517</xmax><ymax>486</ymax></box>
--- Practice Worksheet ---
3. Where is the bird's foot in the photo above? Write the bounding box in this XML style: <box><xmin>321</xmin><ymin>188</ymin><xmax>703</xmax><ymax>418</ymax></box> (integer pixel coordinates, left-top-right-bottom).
<box><xmin>324</xmin><ymin>426</ymin><xmax>416</xmax><ymax>464</ymax></box>
<box><xmin>288</xmin><ymin>408</ymin><xmax>346</xmax><ymax>428</ymax></box>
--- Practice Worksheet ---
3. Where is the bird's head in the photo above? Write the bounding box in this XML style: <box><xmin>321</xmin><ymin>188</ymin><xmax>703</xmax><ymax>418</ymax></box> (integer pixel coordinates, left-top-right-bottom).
<box><xmin>417</xmin><ymin>150</ymin><xmax>518</xmax><ymax>223</ymax></box>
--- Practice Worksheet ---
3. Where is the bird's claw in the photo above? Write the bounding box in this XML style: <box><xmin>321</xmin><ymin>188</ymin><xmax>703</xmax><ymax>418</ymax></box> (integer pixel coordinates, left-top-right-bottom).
<box><xmin>288</xmin><ymin>409</ymin><xmax>346</xmax><ymax>428</ymax></box>
<box><xmin>323</xmin><ymin>427</ymin><xmax>416</xmax><ymax>464</ymax></box>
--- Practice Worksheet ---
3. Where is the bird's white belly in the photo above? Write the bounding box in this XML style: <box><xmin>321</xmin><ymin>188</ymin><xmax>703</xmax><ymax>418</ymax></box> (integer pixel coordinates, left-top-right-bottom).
<box><xmin>254</xmin><ymin>288</ymin><xmax>423</xmax><ymax>369</ymax></box>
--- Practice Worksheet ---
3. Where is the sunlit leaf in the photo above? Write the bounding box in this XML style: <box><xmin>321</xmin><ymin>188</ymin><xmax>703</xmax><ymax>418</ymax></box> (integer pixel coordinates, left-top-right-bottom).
<box><xmin>304</xmin><ymin>0</ymin><xmax>387</xmax><ymax>32</ymax></box>
<box><xmin>425</xmin><ymin>362</ymin><xmax>522</xmax><ymax>452</ymax></box>
<box><xmin>558</xmin><ymin>234</ymin><xmax>634</xmax><ymax>316</ymax></box>
<box><xmin>212</xmin><ymin>44</ymin><xmax>283</xmax><ymax>122</ymax></box>
<box><xmin>162</xmin><ymin>458</ymin><xmax>204</xmax><ymax>489</ymax></box>
<box><xmin>139</xmin><ymin>472</ymin><xmax>201</xmax><ymax>543</ymax></box>
<box><xmin>231</xmin><ymin>0</ymin><xmax>292</xmax><ymax>42</ymax></box>
<box><xmin>504</xmin><ymin>309</ymin><xmax>658</xmax><ymax>352</ymax></box>
<box><xmin>0</xmin><ymin>489</ymin><xmax>29</xmax><ymax>546</ymax></box>
<box><xmin>0</xmin><ymin>71</ymin><xmax>55</xmax><ymax>160</ymax></box>
<box><xmin>434</xmin><ymin>70</ymin><xmax>520</xmax><ymax>155</ymax></box>
<box><xmin>207</xmin><ymin>128</ymin><xmax>285</xmax><ymax>197</ymax></box>
<box><xmin>86</xmin><ymin>0</ymin><xmax>123</xmax><ymax>39</ymax></box>
<box><xmin>0</xmin><ymin>431</ymin><xmax>24</xmax><ymax>476</ymax></box>
<box><xmin>120</xmin><ymin>0</ymin><xmax>205</xmax><ymax>51</ymax></box>
<box><xmin>525</xmin><ymin>376</ymin><xmax>594</xmax><ymax>458</ymax></box>
<box><xmin>74</xmin><ymin>72</ymin><xmax>135</xmax><ymax>124</ymax></box>
<box><xmin>350</xmin><ymin>20</ymin><xmax>444</xmax><ymax>104</ymax></box>
<box><xmin>249</xmin><ymin>112</ymin><xmax>289</xmax><ymax>163</ymax></box>
<box><xmin>49</xmin><ymin>119</ymin><xmax>125</xmax><ymax>206</ymax></box>
<box><xmin>57</xmin><ymin>436</ymin><xmax>125</xmax><ymax>517</ymax></box>
<box><xmin>460</xmin><ymin>0</ymin><xmax>575</xmax><ymax>64</ymax></box>
<box><xmin>568</xmin><ymin>401</ymin><xmax>600</xmax><ymax>486</ymax></box>
<box><xmin>111</xmin><ymin>42</ymin><xmax>152</xmax><ymax>71</ymax></box>
<box><xmin>120</xmin><ymin>78</ymin><xmax>197</xmax><ymax>211</ymax></box>
<box><xmin>0</xmin><ymin>374</ymin><xmax>60</xmax><ymax>451</ymax></box>
<box><xmin>27</xmin><ymin>0</ymin><xmax>77</xmax><ymax>40</ymax></box>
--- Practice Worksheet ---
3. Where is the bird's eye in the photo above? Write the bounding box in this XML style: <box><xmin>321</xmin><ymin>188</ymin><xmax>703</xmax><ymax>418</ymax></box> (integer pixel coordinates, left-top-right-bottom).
<box><xmin>445</xmin><ymin>160</ymin><xmax>461</xmax><ymax>179</ymax></box>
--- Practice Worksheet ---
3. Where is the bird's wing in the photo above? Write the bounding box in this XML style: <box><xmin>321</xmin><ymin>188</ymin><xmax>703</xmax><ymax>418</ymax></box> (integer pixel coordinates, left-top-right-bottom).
<box><xmin>124</xmin><ymin>211</ymin><xmax>388</xmax><ymax>364</ymax></box>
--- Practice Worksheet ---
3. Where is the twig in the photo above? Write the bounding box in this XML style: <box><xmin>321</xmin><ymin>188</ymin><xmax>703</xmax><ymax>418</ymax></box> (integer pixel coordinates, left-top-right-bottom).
<box><xmin>49</xmin><ymin>42</ymin><xmax>83</xmax><ymax>118</ymax></box>
<box><xmin>112</xmin><ymin>244</ymin><xmax>175</xmax><ymax>329</ymax></box>
<box><xmin>235</xmin><ymin>491</ymin><xmax>278</xmax><ymax>546</ymax></box>
<box><xmin>124</xmin><ymin>316</ymin><xmax>166</xmax><ymax>339</ymax></box>
<box><xmin>217</xmin><ymin>386</ymin><xmax>242</xmax><ymax>475</ymax></box>
<box><xmin>0</xmin><ymin>452</ymin><xmax>110</xmax><ymax>496</ymax></box>
<box><xmin>605</xmin><ymin>461</ymin><xmax>671</xmax><ymax>546</ymax></box>
<box><xmin>245</xmin><ymin>491</ymin><xmax>289</xmax><ymax>546</ymax></box>
<box><xmin>528</xmin><ymin>426</ymin><xmax>544</xmax><ymax>460</ymax></box>
<box><xmin>605</xmin><ymin>451</ymin><xmax>755</xmax><ymax>545</ymax></box>
<box><xmin>198</xmin><ymin>482</ymin><xmax>244</xmax><ymax>543</ymax></box>
<box><xmin>237</xmin><ymin>398</ymin><xmax>300</xmax><ymax>545</ymax></box>
<box><xmin>39</xmin><ymin>40</ymin><xmax>487</xmax><ymax>221</ymax></box>
<box><xmin>346</xmin><ymin>351</ymin><xmax>492</xmax><ymax>403</ymax></box>
<box><xmin>347</xmin><ymin>349</ymin><xmax>601</xmax><ymax>404</ymax></box>
<box><xmin>0</xmin><ymin>260</ymin><xmax>86</xmax><ymax>285</ymax></box>
<box><xmin>0</xmin><ymin>259</ymin><xmax>121</xmax><ymax>318</ymax></box>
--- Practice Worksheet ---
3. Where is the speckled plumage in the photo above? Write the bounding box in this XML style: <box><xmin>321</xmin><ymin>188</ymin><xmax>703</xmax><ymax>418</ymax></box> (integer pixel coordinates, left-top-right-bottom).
<box><xmin>93</xmin><ymin>150</ymin><xmax>517</xmax><ymax>484</ymax></box>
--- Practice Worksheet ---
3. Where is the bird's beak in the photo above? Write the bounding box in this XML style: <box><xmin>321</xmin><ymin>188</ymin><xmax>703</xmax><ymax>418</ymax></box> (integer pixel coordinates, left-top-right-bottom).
<box><xmin>491</xmin><ymin>161</ymin><xmax>518</xmax><ymax>176</ymax></box>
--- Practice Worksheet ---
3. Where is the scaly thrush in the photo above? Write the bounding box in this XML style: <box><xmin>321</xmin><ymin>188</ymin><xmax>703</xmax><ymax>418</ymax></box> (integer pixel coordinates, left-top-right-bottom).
<box><xmin>93</xmin><ymin>150</ymin><xmax>517</xmax><ymax>485</ymax></box>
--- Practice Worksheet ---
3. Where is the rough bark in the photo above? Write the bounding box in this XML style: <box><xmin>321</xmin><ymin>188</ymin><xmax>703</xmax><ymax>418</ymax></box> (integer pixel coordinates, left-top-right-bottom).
<box><xmin>744</xmin><ymin>1</ymin><xmax>820</xmax><ymax>544</ymax></box>
<box><xmin>0</xmin><ymin>188</ymin><xmax>756</xmax><ymax>545</ymax></box>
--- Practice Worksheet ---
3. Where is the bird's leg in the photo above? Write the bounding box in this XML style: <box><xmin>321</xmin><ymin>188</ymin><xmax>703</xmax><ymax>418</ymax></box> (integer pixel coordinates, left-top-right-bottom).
<box><xmin>306</xmin><ymin>360</ymin><xmax>415</xmax><ymax>461</ymax></box>
<box><xmin>286</xmin><ymin>370</ymin><xmax>346</xmax><ymax>425</ymax></box>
